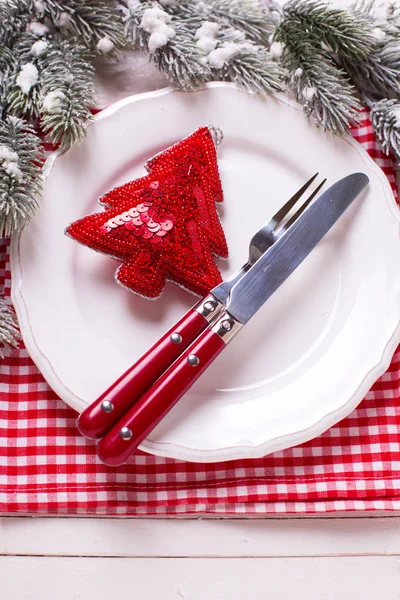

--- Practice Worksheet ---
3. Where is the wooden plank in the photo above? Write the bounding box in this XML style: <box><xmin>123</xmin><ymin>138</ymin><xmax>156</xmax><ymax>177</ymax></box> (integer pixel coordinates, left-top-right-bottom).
<box><xmin>2</xmin><ymin>517</ymin><xmax>400</xmax><ymax>557</ymax></box>
<box><xmin>0</xmin><ymin>556</ymin><xmax>399</xmax><ymax>600</ymax></box>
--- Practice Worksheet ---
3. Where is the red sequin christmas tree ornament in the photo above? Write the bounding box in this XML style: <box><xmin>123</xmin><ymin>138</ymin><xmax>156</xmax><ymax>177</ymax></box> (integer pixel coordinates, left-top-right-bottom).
<box><xmin>66</xmin><ymin>126</ymin><xmax>228</xmax><ymax>299</ymax></box>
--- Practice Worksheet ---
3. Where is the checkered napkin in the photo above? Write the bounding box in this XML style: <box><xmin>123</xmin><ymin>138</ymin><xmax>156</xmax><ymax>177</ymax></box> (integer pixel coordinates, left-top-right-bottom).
<box><xmin>1</xmin><ymin>112</ymin><xmax>399</xmax><ymax>516</ymax></box>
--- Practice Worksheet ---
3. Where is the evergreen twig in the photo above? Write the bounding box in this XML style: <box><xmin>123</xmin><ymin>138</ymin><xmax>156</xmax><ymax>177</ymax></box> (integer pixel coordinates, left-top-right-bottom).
<box><xmin>345</xmin><ymin>2</ymin><xmax>400</xmax><ymax>104</ymax></box>
<box><xmin>0</xmin><ymin>0</ymin><xmax>34</xmax><ymax>47</ymax></box>
<box><xmin>39</xmin><ymin>38</ymin><xmax>96</xmax><ymax>150</ymax></box>
<box><xmin>0</xmin><ymin>48</ymin><xmax>14</xmax><ymax>120</ymax></box>
<box><xmin>40</xmin><ymin>0</ymin><xmax>125</xmax><ymax>56</ymax></box>
<box><xmin>124</xmin><ymin>1</ymin><xmax>211</xmax><ymax>90</ymax></box>
<box><xmin>0</xmin><ymin>116</ymin><xmax>43</xmax><ymax>237</ymax></box>
<box><xmin>7</xmin><ymin>34</ymin><xmax>43</xmax><ymax>119</ymax></box>
<box><xmin>201</xmin><ymin>0</ymin><xmax>275</xmax><ymax>46</ymax></box>
<box><xmin>211</xmin><ymin>30</ymin><xmax>282</xmax><ymax>94</ymax></box>
<box><xmin>370</xmin><ymin>98</ymin><xmax>400</xmax><ymax>160</ymax></box>
<box><xmin>284</xmin><ymin>0</ymin><xmax>374</xmax><ymax>59</ymax></box>
<box><xmin>275</xmin><ymin>0</ymin><xmax>365</xmax><ymax>134</ymax></box>
<box><xmin>0</xmin><ymin>296</ymin><xmax>20</xmax><ymax>357</ymax></box>
<box><xmin>341</xmin><ymin>41</ymin><xmax>400</xmax><ymax>105</ymax></box>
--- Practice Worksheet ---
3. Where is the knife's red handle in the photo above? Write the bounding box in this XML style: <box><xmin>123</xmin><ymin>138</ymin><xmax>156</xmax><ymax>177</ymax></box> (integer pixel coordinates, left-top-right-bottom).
<box><xmin>78</xmin><ymin>308</ymin><xmax>210</xmax><ymax>439</ymax></box>
<box><xmin>97</xmin><ymin>328</ymin><xmax>226</xmax><ymax>466</ymax></box>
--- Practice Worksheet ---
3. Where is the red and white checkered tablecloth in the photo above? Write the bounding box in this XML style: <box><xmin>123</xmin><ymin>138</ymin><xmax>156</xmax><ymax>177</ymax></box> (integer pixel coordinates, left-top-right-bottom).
<box><xmin>0</xmin><ymin>112</ymin><xmax>399</xmax><ymax>516</ymax></box>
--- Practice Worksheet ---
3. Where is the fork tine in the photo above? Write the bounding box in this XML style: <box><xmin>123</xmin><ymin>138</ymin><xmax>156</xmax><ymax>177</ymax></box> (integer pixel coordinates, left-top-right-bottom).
<box><xmin>279</xmin><ymin>178</ymin><xmax>327</xmax><ymax>233</ymax></box>
<box><xmin>271</xmin><ymin>173</ymin><xmax>319</xmax><ymax>227</ymax></box>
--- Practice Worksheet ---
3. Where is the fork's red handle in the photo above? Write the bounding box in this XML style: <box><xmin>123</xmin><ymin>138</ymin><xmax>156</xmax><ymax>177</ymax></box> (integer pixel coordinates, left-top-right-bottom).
<box><xmin>78</xmin><ymin>306</ymin><xmax>214</xmax><ymax>439</ymax></box>
<box><xmin>97</xmin><ymin>327</ymin><xmax>227</xmax><ymax>466</ymax></box>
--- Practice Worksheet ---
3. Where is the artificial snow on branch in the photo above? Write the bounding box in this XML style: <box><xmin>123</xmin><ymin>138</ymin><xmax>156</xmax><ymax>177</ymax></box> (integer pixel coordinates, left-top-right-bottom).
<box><xmin>7</xmin><ymin>34</ymin><xmax>43</xmax><ymax>119</ymax></box>
<box><xmin>0</xmin><ymin>296</ymin><xmax>20</xmax><ymax>358</ymax></box>
<box><xmin>0</xmin><ymin>116</ymin><xmax>42</xmax><ymax>238</ymax></box>
<box><xmin>39</xmin><ymin>39</ymin><xmax>96</xmax><ymax>150</ymax></box>
<box><xmin>0</xmin><ymin>0</ymin><xmax>33</xmax><ymax>47</ymax></box>
<box><xmin>124</xmin><ymin>2</ymin><xmax>212</xmax><ymax>89</ymax></box>
<box><xmin>1</xmin><ymin>0</ymin><xmax>123</xmax><ymax>227</ymax></box>
<box><xmin>274</xmin><ymin>0</ymin><xmax>366</xmax><ymax>134</ymax></box>
<box><xmin>206</xmin><ymin>28</ymin><xmax>282</xmax><ymax>94</ymax></box>
<box><xmin>341</xmin><ymin>40</ymin><xmax>400</xmax><ymax>105</ymax></box>
<box><xmin>35</xmin><ymin>0</ymin><xmax>125</xmax><ymax>56</ymax></box>
<box><xmin>370</xmin><ymin>98</ymin><xmax>400</xmax><ymax>162</ymax></box>
<box><xmin>178</xmin><ymin>0</ymin><xmax>276</xmax><ymax>46</ymax></box>
<box><xmin>0</xmin><ymin>48</ymin><xmax>14</xmax><ymax>119</ymax></box>
<box><xmin>283</xmin><ymin>0</ymin><xmax>373</xmax><ymax>59</ymax></box>
<box><xmin>123</xmin><ymin>0</ymin><xmax>281</xmax><ymax>91</ymax></box>
<box><xmin>339</xmin><ymin>3</ymin><xmax>400</xmax><ymax>105</ymax></box>
<box><xmin>210</xmin><ymin>0</ymin><xmax>275</xmax><ymax>45</ymax></box>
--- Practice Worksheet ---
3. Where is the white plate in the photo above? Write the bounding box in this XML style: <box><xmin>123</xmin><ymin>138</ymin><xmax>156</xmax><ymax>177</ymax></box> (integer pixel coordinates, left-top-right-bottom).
<box><xmin>11</xmin><ymin>83</ymin><xmax>400</xmax><ymax>462</ymax></box>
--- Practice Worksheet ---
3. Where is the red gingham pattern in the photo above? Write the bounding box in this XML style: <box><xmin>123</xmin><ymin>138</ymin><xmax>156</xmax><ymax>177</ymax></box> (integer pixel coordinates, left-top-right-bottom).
<box><xmin>1</xmin><ymin>111</ymin><xmax>399</xmax><ymax>515</ymax></box>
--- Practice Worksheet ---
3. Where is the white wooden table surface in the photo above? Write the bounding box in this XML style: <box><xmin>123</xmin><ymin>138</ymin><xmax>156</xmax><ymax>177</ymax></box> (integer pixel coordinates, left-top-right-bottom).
<box><xmin>2</xmin><ymin>515</ymin><xmax>400</xmax><ymax>598</ymax></box>
<box><xmin>4</xmin><ymin>1</ymin><xmax>400</xmax><ymax>597</ymax></box>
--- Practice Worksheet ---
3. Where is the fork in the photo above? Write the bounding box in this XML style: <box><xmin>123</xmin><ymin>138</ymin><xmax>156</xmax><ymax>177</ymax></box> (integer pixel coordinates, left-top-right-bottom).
<box><xmin>78</xmin><ymin>174</ymin><xmax>326</xmax><ymax>441</ymax></box>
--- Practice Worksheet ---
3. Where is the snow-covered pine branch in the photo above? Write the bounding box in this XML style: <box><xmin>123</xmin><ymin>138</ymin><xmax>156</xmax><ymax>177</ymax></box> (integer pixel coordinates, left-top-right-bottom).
<box><xmin>38</xmin><ymin>39</ymin><xmax>96</xmax><ymax>150</ymax></box>
<box><xmin>370</xmin><ymin>99</ymin><xmax>400</xmax><ymax>162</ymax></box>
<box><xmin>7</xmin><ymin>34</ymin><xmax>44</xmax><ymax>119</ymax></box>
<box><xmin>124</xmin><ymin>2</ymin><xmax>211</xmax><ymax>89</ymax></box>
<box><xmin>203</xmin><ymin>0</ymin><xmax>275</xmax><ymax>46</ymax></box>
<box><xmin>34</xmin><ymin>0</ymin><xmax>125</xmax><ymax>57</ymax></box>
<box><xmin>0</xmin><ymin>116</ymin><xmax>42</xmax><ymax>237</ymax></box>
<box><xmin>196</xmin><ymin>25</ymin><xmax>282</xmax><ymax>94</ymax></box>
<box><xmin>274</xmin><ymin>0</ymin><xmax>368</xmax><ymax>134</ymax></box>
<box><xmin>340</xmin><ymin>4</ymin><xmax>400</xmax><ymax>105</ymax></box>
<box><xmin>0</xmin><ymin>0</ymin><xmax>33</xmax><ymax>47</ymax></box>
<box><xmin>0</xmin><ymin>296</ymin><xmax>20</xmax><ymax>358</ymax></box>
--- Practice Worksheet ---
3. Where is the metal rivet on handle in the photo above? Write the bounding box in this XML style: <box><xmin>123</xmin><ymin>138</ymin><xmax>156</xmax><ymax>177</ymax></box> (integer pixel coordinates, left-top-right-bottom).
<box><xmin>187</xmin><ymin>354</ymin><xmax>200</xmax><ymax>367</ymax></box>
<box><xmin>170</xmin><ymin>332</ymin><xmax>183</xmax><ymax>344</ymax></box>
<box><xmin>204</xmin><ymin>301</ymin><xmax>215</xmax><ymax>312</ymax></box>
<box><xmin>101</xmin><ymin>400</ymin><xmax>114</xmax><ymax>413</ymax></box>
<box><xmin>221</xmin><ymin>320</ymin><xmax>232</xmax><ymax>331</ymax></box>
<box><xmin>119</xmin><ymin>427</ymin><xmax>133</xmax><ymax>440</ymax></box>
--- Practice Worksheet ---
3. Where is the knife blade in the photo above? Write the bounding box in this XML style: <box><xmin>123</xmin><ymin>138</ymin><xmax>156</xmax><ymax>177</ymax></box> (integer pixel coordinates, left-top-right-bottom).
<box><xmin>97</xmin><ymin>172</ymin><xmax>369</xmax><ymax>466</ymax></box>
<box><xmin>225</xmin><ymin>172</ymin><xmax>369</xmax><ymax>325</ymax></box>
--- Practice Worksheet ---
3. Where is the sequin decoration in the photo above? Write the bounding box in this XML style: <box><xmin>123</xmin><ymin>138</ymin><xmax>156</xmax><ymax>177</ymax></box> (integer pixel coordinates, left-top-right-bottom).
<box><xmin>65</xmin><ymin>127</ymin><xmax>228</xmax><ymax>299</ymax></box>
